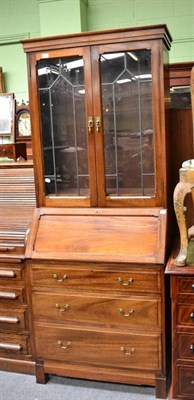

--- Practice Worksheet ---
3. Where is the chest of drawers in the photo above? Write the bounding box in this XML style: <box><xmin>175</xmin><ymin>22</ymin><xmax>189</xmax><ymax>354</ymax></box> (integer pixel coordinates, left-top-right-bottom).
<box><xmin>0</xmin><ymin>260</ymin><xmax>34</xmax><ymax>374</ymax></box>
<box><xmin>166</xmin><ymin>248</ymin><xmax>194</xmax><ymax>399</ymax></box>
<box><xmin>28</xmin><ymin>261</ymin><xmax>164</xmax><ymax>387</ymax></box>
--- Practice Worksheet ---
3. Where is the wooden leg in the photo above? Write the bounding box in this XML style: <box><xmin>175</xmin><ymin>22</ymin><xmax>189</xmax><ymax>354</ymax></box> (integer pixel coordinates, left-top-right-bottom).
<box><xmin>173</xmin><ymin>182</ymin><xmax>194</xmax><ymax>266</ymax></box>
<box><xmin>35</xmin><ymin>360</ymin><xmax>49</xmax><ymax>384</ymax></box>
<box><xmin>155</xmin><ymin>373</ymin><xmax>167</xmax><ymax>399</ymax></box>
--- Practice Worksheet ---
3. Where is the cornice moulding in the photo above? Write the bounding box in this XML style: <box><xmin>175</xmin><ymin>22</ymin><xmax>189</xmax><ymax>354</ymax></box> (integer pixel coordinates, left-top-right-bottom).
<box><xmin>0</xmin><ymin>33</ymin><xmax>30</xmax><ymax>45</ymax></box>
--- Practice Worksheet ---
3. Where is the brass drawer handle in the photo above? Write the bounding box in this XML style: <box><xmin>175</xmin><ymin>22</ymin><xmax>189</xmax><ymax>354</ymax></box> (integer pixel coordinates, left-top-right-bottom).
<box><xmin>0</xmin><ymin>270</ymin><xmax>16</xmax><ymax>278</ymax></box>
<box><xmin>190</xmin><ymin>312</ymin><xmax>194</xmax><ymax>320</ymax></box>
<box><xmin>0</xmin><ymin>342</ymin><xmax>22</xmax><ymax>351</ymax></box>
<box><xmin>118</xmin><ymin>277</ymin><xmax>133</xmax><ymax>286</ymax></box>
<box><xmin>55</xmin><ymin>303</ymin><xmax>69</xmax><ymax>312</ymax></box>
<box><xmin>57</xmin><ymin>340</ymin><xmax>71</xmax><ymax>350</ymax></box>
<box><xmin>0</xmin><ymin>291</ymin><xmax>18</xmax><ymax>299</ymax></box>
<box><xmin>120</xmin><ymin>346</ymin><xmax>135</xmax><ymax>356</ymax></box>
<box><xmin>52</xmin><ymin>273</ymin><xmax>68</xmax><ymax>283</ymax></box>
<box><xmin>118</xmin><ymin>308</ymin><xmax>134</xmax><ymax>317</ymax></box>
<box><xmin>0</xmin><ymin>316</ymin><xmax>19</xmax><ymax>324</ymax></box>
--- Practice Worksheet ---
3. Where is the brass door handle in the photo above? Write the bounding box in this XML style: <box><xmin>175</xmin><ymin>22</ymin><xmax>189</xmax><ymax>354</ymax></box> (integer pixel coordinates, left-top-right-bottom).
<box><xmin>55</xmin><ymin>303</ymin><xmax>69</xmax><ymax>312</ymax></box>
<box><xmin>57</xmin><ymin>340</ymin><xmax>71</xmax><ymax>350</ymax></box>
<box><xmin>52</xmin><ymin>273</ymin><xmax>68</xmax><ymax>283</ymax></box>
<box><xmin>95</xmin><ymin>116</ymin><xmax>101</xmax><ymax>132</ymax></box>
<box><xmin>118</xmin><ymin>308</ymin><xmax>134</xmax><ymax>317</ymax></box>
<box><xmin>87</xmin><ymin>116</ymin><xmax>93</xmax><ymax>133</ymax></box>
<box><xmin>117</xmin><ymin>277</ymin><xmax>133</xmax><ymax>286</ymax></box>
<box><xmin>120</xmin><ymin>346</ymin><xmax>135</xmax><ymax>356</ymax></box>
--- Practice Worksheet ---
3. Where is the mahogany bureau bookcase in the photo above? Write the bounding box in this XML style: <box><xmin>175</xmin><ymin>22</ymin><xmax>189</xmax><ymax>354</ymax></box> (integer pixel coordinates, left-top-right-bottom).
<box><xmin>22</xmin><ymin>25</ymin><xmax>172</xmax><ymax>398</ymax></box>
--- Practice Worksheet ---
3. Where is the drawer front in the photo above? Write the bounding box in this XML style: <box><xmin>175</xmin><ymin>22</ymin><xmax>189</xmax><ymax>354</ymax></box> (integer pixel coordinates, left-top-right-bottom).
<box><xmin>34</xmin><ymin>323</ymin><xmax>161</xmax><ymax>371</ymax></box>
<box><xmin>0</xmin><ymin>265</ymin><xmax>24</xmax><ymax>282</ymax></box>
<box><xmin>178</xmin><ymin>334</ymin><xmax>194</xmax><ymax>360</ymax></box>
<box><xmin>0</xmin><ymin>307</ymin><xmax>27</xmax><ymax>330</ymax></box>
<box><xmin>0</xmin><ymin>145</ymin><xmax>14</xmax><ymax>158</ymax></box>
<box><xmin>32</xmin><ymin>292</ymin><xmax>161</xmax><ymax>329</ymax></box>
<box><xmin>0</xmin><ymin>332</ymin><xmax>29</xmax><ymax>358</ymax></box>
<box><xmin>177</xmin><ymin>304</ymin><xmax>194</xmax><ymax>327</ymax></box>
<box><xmin>177</xmin><ymin>365</ymin><xmax>194</xmax><ymax>398</ymax></box>
<box><xmin>30</xmin><ymin>264</ymin><xmax>161</xmax><ymax>294</ymax></box>
<box><xmin>0</xmin><ymin>286</ymin><xmax>25</xmax><ymax>304</ymax></box>
<box><xmin>177</xmin><ymin>277</ymin><xmax>194</xmax><ymax>296</ymax></box>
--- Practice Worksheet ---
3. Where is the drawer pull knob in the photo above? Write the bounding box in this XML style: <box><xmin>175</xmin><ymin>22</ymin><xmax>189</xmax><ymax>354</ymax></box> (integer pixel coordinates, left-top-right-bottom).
<box><xmin>118</xmin><ymin>308</ymin><xmax>134</xmax><ymax>317</ymax></box>
<box><xmin>118</xmin><ymin>277</ymin><xmax>133</xmax><ymax>286</ymax></box>
<box><xmin>0</xmin><ymin>342</ymin><xmax>22</xmax><ymax>351</ymax></box>
<box><xmin>52</xmin><ymin>273</ymin><xmax>68</xmax><ymax>283</ymax></box>
<box><xmin>0</xmin><ymin>291</ymin><xmax>18</xmax><ymax>300</ymax></box>
<box><xmin>190</xmin><ymin>344</ymin><xmax>194</xmax><ymax>351</ymax></box>
<box><xmin>55</xmin><ymin>303</ymin><xmax>69</xmax><ymax>312</ymax></box>
<box><xmin>0</xmin><ymin>270</ymin><xmax>16</xmax><ymax>278</ymax></box>
<box><xmin>120</xmin><ymin>346</ymin><xmax>135</xmax><ymax>356</ymax></box>
<box><xmin>190</xmin><ymin>312</ymin><xmax>194</xmax><ymax>320</ymax></box>
<box><xmin>0</xmin><ymin>316</ymin><xmax>19</xmax><ymax>324</ymax></box>
<box><xmin>191</xmin><ymin>380</ymin><xmax>194</xmax><ymax>385</ymax></box>
<box><xmin>57</xmin><ymin>340</ymin><xmax>71</xmax><ymax>350</ymax></box>
<box><xmin>192</xmin><ymin>284</ymin><xmax>194</xmax><ymax>291</ymax></box>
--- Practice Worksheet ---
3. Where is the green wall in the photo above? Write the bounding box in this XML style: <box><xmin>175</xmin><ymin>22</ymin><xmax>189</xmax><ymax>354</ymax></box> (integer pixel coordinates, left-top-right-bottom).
<box><xmin>0</xmin><ymin>0</ymin><xmax>194</xmax><ymax>102</ymax></box>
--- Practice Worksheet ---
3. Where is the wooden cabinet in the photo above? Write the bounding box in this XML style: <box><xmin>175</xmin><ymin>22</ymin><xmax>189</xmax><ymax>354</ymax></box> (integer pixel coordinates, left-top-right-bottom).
<box><xmin>22</xmin><ymin>25</ymin><xmax>172</xmax><ymax>398</ymax></box>
<box><xmin>166</xmin><ymin>247</ymin><xmax>194</xmax><ymax>399</ymax></box>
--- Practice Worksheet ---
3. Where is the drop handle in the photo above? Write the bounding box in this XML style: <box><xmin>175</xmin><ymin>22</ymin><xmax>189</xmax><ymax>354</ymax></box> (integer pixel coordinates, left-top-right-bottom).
<box><xmin>52</xmin><ymin>273</ymin><xmax>68</xmax><ymax>283</ymax></box>
<box><xmin>57</xmin><ymin>340</ymin><xmax>72</xmax><ymax>350</ymax></box>
<box><xmin>190</xmin><ymin>312</ymin><xmax>194</xmax><ymax>320</ymax></box>
<box><xmin>95</xmin><ymin>116</ymin><xmax>101</xmax><ymax>132</ymax></box>
<box><xmin>55</xmin><ymin>303</ymin><xmax>69</xmax><ymax>312</ymax></box>
<box><xmin>118</xmin><ymin>277</ymin><xmax>133</xmax><ymax>286</ymax></box>
<box><xmin>118</xmin><ymin>308</ymin><xmax>134</xmax><ymax>317</ymax></box>
<box><xmin>120</xmin><ymin>346</ymin><xmax>135</xmax><ymax>356</ymax></box>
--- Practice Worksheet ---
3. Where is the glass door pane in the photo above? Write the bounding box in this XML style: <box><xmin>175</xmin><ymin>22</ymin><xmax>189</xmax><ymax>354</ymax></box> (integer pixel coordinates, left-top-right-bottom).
<box><xmin>100</xmin><ymin>49</ymin><xmax>154</xmax><ymax>198</ymax></box>
<box><xmin>37</xmin><ymin>55</ymin><xmax>89</xmax><ymax>197</ymax></box>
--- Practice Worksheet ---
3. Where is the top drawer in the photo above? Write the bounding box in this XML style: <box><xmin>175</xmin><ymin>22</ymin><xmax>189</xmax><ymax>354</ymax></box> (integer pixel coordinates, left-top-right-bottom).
<box><xmin>30</xmin><ymin>263</ymin><xmax>162</xmax><ymax>294</ymax></box>
<box><xmin>177</xmin><ymin>277</ymin><xmax>194</xmax><ymax>296</ymax></box>
<box><xmin>0</xmin><ymin>265</ymin><xmax>24</xmax><ymax>283</ymax></box>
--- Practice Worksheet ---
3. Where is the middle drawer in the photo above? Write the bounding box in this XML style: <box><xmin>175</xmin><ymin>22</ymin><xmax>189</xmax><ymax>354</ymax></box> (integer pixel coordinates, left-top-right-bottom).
<box><xmin>32</xmin><ymin>292</ymin><xmax>161</xmax><ymax>329</ymax></box>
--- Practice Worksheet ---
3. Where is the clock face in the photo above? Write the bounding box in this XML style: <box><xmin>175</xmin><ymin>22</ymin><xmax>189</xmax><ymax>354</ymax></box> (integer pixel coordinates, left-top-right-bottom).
<box><xmin>18</xmin><ymin>111</ymin><xmax>31</xmax><ymax>137</ymax></box>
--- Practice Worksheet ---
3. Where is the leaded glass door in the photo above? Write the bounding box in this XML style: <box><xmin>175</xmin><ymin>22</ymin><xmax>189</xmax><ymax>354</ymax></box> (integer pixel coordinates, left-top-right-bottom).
<box><xmin>91</xmin><ymin>43</ymin><xmax>163</xmax><ymax>207</ymax></box>
<box><xmin>36</xmin><ymin>47</ymin><xmax>97</xmax><ymax>207</ymax></box>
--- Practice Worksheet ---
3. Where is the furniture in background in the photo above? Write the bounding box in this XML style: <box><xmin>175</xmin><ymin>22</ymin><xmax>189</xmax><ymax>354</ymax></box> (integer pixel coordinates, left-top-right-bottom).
<box><xmin>166</xmin><ymin>245</ymin><xmax>194</xmax><ymax>399</ymax></box>
<box><xmin>0</xmin><ymin>93</ymin><xmax>27</xmax><ymax>161</ymax></box>
<box><xmin>22</xmin><ymin>25</ymin><xmax>172</xmax><ymax>399</ymax></box>
<box><xmin>0</xmin><ymin>161</ymin><xmax>36</xmax><ymax>374</ymax></box>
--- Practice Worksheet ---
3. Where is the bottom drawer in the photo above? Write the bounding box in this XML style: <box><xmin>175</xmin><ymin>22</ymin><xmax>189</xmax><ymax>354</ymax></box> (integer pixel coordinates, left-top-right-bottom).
<box><xmin>34</xmin><ymin>323</ymin><xmax>161</xmax><ymax>371</ymax></box>
<box><xmin>177</xmin><ymin>365</ymin><xmax>194</xmax><ymax>398</ymax></box>
<box><xmin>0</xmin><ymin>332</ymin><xmax>30</xmax><ymax>359</ymax></box>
